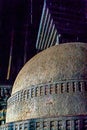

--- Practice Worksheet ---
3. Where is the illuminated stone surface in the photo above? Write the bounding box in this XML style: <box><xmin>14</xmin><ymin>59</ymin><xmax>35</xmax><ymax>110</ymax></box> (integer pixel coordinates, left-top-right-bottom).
<box><xmin>6</xmin><ymin>43</ymin><xmax>87</xmax><ymax>126</ymax></box>
<box><xmin>12</xmin><ymin>43</ymin><xmax>87</xmax><ymax>94</ymax></box>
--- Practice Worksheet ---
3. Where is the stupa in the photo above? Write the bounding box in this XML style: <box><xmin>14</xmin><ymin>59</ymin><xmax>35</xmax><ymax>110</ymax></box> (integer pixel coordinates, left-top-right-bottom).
<box><xmin>1</xmin><ymin>43</ymin><xmax>87</xmax><ymax>129</ymax></box>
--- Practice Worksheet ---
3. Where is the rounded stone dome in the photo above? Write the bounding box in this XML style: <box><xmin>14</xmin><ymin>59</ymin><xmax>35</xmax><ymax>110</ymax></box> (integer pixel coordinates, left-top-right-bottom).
<box><xmin>6</xmin><ymin>43</ymin><xmax>87</xmax><ymax>123</ymax></box>
<box><xmin>12</xmin><ymin>42</ymin><xmax>87</xmax><ymax>94</ymax></box>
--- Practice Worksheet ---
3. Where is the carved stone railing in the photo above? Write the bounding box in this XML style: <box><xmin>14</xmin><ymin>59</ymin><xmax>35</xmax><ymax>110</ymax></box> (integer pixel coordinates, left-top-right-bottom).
<box><xmin>7</xmin><ymin>79</ymin><xmax>87</xmax><ymax>106</ymax></box>
<box><xmin>0</xmin><ymin>85</ymin><xmax>12</xmax><ymax>102</ymax></box>
<box><xmin>0</xmin><ymin>115</ymin><xmax>87</xmax><ymax>130</ymax></box>
<box><xmin>0</xmin><ymin>85</ymin><xmax>12</xmax><ymax>124</ymax></box>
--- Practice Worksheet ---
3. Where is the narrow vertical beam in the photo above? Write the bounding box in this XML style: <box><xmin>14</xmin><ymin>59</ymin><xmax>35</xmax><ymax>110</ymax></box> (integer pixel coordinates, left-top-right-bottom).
<box><xmin>46</xmin><ymin>23</ymin><xmax>55</xmax><ymax>48</ymax></box>
<box><xmin>56</xmin><ymin>34</ymin><xmax>60</xmax><ymax>45</ymax></box>
<box><xmin>24</xmin><ymin>23</ymin><xmax>28</xmax><ymax>64</ymax></box>
<box><xmin>50</xmin><ymin>29</ymin><xmax>57</xmax><ymax>47</ymax></box>
<box><xmin>41</xmin><ymin>13</ymin><xmax>51</xmax><ymax>49</ymax></box>
<box><xmin>6</xmin><ymin>29</ymin><xmax>14</xmax><ymax>80</ymax></box>
<box><xmin>39</xmin><ymin>8</ymin><xmax>49</xmax><ymax>50</ymax></box>
<box><xmin>43</xmin><ymin>19</ymin><xmax>53</xmax><ymax>49</ymax></box>
<box><xmin>30</xmin><ymin>0</ymin><xmax>33</xmax><ymax>24</ymax></box>
<box><xmin>36</xmin><ymin>2</ymin><xmax>46</xmax><ymax>50</ymax></box>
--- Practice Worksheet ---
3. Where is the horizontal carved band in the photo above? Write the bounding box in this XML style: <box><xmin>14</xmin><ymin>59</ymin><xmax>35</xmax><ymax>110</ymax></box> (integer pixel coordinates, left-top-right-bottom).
<box><xmin>8</xmin><ymin>79</ymin><xmax>87</xmax><ymax>106</ymax></box>
<box><xmin>1</xmin><ymin>115</ymin><xmax>87</xmax><ymax>130</ymax></box>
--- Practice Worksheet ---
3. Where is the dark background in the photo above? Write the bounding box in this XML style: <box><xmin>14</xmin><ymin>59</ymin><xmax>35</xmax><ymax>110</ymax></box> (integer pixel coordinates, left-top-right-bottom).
<box><xmin>0</xmin><ymin>0</ymin><xmax>43</xmax><ymax>83</ymax></box>
<box><xmin>0</xmin><ymin>0</ymin><xmax>87</xmax><ymax>84</ymax></box>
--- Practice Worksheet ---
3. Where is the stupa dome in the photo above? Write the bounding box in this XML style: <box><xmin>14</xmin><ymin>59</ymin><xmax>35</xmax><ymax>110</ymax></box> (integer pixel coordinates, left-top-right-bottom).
<box><xmin>12</xmin><ymin>42</ymin><xmax>87</xmax><ymax>94</ymax></box>
<box><xmin>6</xmin><ymin>43</ymin><xmax>87</xmax><ymax>123</ymax></box>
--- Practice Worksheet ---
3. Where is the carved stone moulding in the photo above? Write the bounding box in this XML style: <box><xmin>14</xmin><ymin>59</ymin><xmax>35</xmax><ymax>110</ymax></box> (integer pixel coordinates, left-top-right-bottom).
<box><xmin>8</xmin><ymin>79</ymin><xmax>87</xmax><ymax>106</ymax></box>
<box><xmin>6</xmin><ymin>79</ymin><xmax>87</xmax><ymax>123</ymax></box>
<box><xmin>1</xmin><ymin>115</ymin><xmax>87</xmax><ymax>130</ymax></box>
